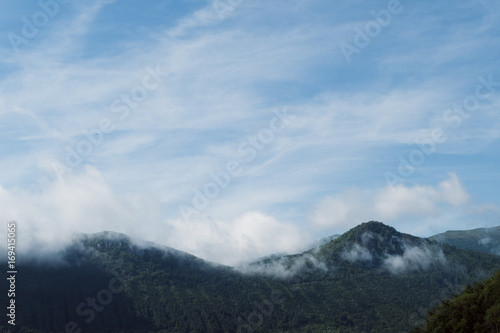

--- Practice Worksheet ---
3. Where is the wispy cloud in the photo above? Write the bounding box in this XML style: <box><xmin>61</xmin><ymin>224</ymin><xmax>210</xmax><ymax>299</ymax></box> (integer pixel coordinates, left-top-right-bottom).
<box><xmin>338</xmin><ymin>231</ymin><xmax>447</xmax><ymax>274</ymax></box>
<box><xmin>341</xmin><ymin>243</ymin><xmax>373</xmax><ymax>263</ymax></box>
<box><xmin>237</xmin><ymin>253</ymin><xmax>328</xmax><ymax>279</ymax></box>
<box><xmin>383</xmin><ymin>244</ymin><xmax>446</xmax><ymax>275</ymax></box>
<box><xmin>0</xmin><ymin>0</ymin><xmax>499</xmax><ymax>265</ymax></box>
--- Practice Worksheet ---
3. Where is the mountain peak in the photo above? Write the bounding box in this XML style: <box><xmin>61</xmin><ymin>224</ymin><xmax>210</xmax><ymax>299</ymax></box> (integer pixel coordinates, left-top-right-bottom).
<box><xmin>337</xmin><ymin>221</ymin><xmax>414</xmax><ymax>245</ymax></box>
<box><xmin>348</xmin><ymin>221</ymin><xmax>398</xmax><ymax>236</ymax></box>
<box><xmin>317</xmin><ymin>221</ymin><xmax>429</xmax><ymax>267</ymax></box>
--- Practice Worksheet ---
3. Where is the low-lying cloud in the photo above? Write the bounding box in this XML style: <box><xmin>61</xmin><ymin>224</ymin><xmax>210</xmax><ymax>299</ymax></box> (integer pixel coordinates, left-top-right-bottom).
<box><xmin>339</xmin><ymin>232</ymin><xmax>447</xmax><ymax>274</ymax></box>
<box><xmin>237</xmin><ymin>253</ymin><xmax>328</xmax><ymax>279</ymax></box>
<box><xmin>383</xmin><ymin>245</ymin><xmax>446</xmax><ymax>274</ymax></box>
<box><xmin>341</xmin><ymin>243</ymin><xmax>373</xmax><ymax>263</ymax></box>
<box><xmin>479</xmin><ymin>237</ymin><xmax>492</xmax><ymax>245</ymax></box>
<box><xmin>0</xmin><ymin>166</ymin><xmax>314</xmax><ymax>266</ymax></box>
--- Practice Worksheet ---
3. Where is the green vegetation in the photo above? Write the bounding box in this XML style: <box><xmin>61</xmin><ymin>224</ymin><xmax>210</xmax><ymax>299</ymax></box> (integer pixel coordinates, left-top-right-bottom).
<box><xmin>411</xmin><ymin>269</ymin><xmax>500</xmax><ymax>333</ymax></box>
<box><xmin>429</xmin><ymin>226</ymin><xmax>500</xmax><ymax>256</ymax></box>
<box><xmin>2</xmin><ymin>222</ymin><xmax>500</xmax><ymax>333</ymax></box>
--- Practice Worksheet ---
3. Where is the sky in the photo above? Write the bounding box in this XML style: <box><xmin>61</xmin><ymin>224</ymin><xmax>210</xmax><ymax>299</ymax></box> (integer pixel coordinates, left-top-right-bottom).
<box><xmin>0</xmin><ymin>0</ymin><xmax>499</xmax><ymax>266</ymax></box>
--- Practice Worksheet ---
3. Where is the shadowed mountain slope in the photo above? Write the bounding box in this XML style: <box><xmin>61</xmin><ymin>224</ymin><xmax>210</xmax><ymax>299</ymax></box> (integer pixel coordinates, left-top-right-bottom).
<box><xmin>411</xmin><ymin>269</ymin><xmax>500</xmax><ymax>333</ymax></box>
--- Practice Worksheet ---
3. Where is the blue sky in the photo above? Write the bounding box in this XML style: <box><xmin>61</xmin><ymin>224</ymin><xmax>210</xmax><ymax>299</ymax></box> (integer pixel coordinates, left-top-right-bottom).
<box><xmin>0</xmin><ymin>0</ymin><xmax>499</xmax><ymax>265</ymax></box>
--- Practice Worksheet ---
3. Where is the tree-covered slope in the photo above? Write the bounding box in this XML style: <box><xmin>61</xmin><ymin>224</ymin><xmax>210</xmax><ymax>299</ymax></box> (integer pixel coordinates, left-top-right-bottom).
<box><xmin>411</xmin><ymin>269</ymin><xmax>500</xmax><ymax>333</ymax></box>
<box><xmin>2</xmin><ymin>222</ymin><xmax>500</xmax><ymax>333</ymax></box>
<box><xmin>429</xmin><ymin>226</ymin><xmax>500</xmax><ymax>256</ymax></box>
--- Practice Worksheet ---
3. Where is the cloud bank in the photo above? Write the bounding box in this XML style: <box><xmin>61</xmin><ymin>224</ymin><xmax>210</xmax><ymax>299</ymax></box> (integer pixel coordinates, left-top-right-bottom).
<box><xmin>309</xmin><ymin>173</ymin><xmax>483</xmax><ymax>236</ymax></box>
<box><xmin>0</xmin><ymin>166</ymin><xmax>313</xmax><ymax>266</ymax></box>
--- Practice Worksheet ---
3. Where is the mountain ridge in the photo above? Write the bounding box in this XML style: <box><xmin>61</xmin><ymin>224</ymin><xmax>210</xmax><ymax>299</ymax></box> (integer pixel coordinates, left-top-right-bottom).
<box><xmin>56</xmin><ymin>221</ymin><xmax>500</xmax><ymax>268</ymax></box>
<box><xmin>3</xmin><ymin>221</ymin><xmax>500</xmax><ymax>333</ymax></box>
<box><xmin>429</xmin><ymin>225</ymin><xmax>500</xmax><ymax>256</ymax></box>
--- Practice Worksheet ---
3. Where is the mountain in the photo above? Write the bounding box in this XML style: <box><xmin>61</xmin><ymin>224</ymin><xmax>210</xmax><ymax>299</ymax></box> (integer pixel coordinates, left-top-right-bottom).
<box><xmin>411</xmin><ymin>269</ymin><xmax>500</xmax><ymax>333</ymax></box>
<box><xmin>2</xmin><ymin>221</ymin><xmax>500</xmax><ymax>333</ymax></box>
<box><xmin>429</xmin><ymin>226</ymin><xmax>500</xmax><ymax>256</ymax></box>
<box><xmin>314</xmin><ymin>234</ymin><xmax>341</xmax><ymax>247</ymax></box>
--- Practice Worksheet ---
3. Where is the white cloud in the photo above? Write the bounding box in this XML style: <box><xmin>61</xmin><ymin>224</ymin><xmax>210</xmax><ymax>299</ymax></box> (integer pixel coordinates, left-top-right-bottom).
<box><xmin>309</xmin><ymin>188</ymin><xmax>371</xmax><ymax>232</ymax></box>
<box><xmin>0</xmin><ymin>167</ymin><xmax>313</xmax><ymax>265</ymax></box>
<box><xmin>161</xmin><ymin>211</ymin><xmax>314</xmax><ymax>265</ymax></box>
<box><xmin>341</xmin><ymin>243</ymin><xmax>373</xmax><ymax>263</ymax></box>
<box><xmin>167</xmin><ymin>2</ymin><xmax>229</xmax><ymax>38</ymax></box>
<box><xmin>309</xmin><ymin>173</ymin><xmax>473</xmax><ymax>235</ymax></box>
<box><xmin>383</xmin><ymin>244</ymin><xmax>446</xmax><ymax>275</ymax></box>
<box><xmin>374</xmin><ymin>173</ymin><xmax>469</xmax><ymax>219</ymax></box>
<box><xmin>0</xmin><ymin>166</ymin><xmax>146</xmax><ymax>254</ymax></box>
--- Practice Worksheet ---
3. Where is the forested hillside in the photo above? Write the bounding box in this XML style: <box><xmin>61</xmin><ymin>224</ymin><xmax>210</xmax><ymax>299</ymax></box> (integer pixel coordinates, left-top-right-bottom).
<box><xmin>411</xmin><ymin>269</ymin><xmax>500</xmax><ymax>333</ymax></box>
<box><xmin>430</xmin><ymin>226</ymin><xmax>500</xmax><ymax>256</ymax></box>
